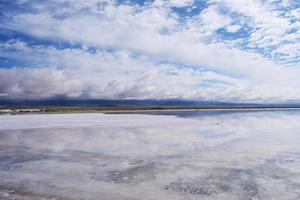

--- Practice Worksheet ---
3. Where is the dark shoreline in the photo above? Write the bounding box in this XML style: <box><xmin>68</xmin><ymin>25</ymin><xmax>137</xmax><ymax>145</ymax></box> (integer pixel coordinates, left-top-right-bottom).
<box><xmin>1</xmin><ymin>105</ymin><xmax>300</xmax><ymax>115</ymax></box>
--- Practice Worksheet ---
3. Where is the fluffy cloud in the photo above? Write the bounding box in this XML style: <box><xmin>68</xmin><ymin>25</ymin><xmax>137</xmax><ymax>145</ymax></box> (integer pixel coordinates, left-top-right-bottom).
<box><xmin>0</xmin><ymin>68</ymin><xmax>83</xmax><ymax>98</ymax></box>
<box><xmin>0</xmin><ymin>0</ymin><xmax>300</xmax><ymax>102</ymax></box>
<box><xmin>0</xmin><ymin>40</ymin><xmax>245</xmax><ymax>100</ymax></box>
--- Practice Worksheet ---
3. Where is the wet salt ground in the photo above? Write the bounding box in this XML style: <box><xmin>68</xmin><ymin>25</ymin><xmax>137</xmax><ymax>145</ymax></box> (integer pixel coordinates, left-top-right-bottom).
<box><xmin>1</xmin><ymin>111</ymin><xmax>300</xmax><ymax>199</ymax></box>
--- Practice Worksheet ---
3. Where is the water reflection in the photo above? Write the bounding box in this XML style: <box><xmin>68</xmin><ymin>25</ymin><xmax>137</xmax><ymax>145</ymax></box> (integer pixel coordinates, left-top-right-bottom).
<box><xmin>0</xmin><ymin>111</ymin><xmax>300</xmax><ymax>199</ymax></box>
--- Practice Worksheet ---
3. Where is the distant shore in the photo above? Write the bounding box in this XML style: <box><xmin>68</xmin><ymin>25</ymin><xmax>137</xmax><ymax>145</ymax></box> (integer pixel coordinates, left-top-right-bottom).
<box><xmin>1</xmin><ymin>106</ymin><xmax>300</xmax><ymax>115</ymax></box>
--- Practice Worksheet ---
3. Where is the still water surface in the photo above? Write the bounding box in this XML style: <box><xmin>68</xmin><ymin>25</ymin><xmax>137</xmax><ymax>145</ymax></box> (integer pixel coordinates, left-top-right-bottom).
<box><xmin>1</xmin><ymin>110</ymin><xmax>300</xmax><ymax>199</ymax></box>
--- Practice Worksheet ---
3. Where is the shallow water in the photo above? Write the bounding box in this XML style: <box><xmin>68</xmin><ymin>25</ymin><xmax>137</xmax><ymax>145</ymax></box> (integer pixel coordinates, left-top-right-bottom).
<box><xmin>1</xmin><ymin>111</ymin><xmax>300</xmax><ymax>199</ymax></box>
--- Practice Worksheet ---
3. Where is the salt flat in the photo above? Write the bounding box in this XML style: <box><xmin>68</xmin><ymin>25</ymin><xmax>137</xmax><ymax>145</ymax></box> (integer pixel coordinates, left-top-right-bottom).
<box><xmin>1</xmin><ymin>111</ymin><xmax>300</xmax><ymax>200</ymax></box>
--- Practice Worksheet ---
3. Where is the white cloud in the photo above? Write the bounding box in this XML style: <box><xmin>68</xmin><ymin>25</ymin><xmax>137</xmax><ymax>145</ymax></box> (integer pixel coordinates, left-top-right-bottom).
<box><xmin>209</xmin><ymin>0</ymin><xmax>299</xmax><ymax>57</ymax></box>
<box><xmin>0</xmin><ymin>40</ymin><xmax>246</xmax><ymax>100</ymax></box>
<box><xmin>199</xmin><ymin>5</ymin><xmax>233</xmax><ymax>33</ymax></box>
<box><xmin>0</xmin><ymin>68</ymin><xmax>84</xmax><ymax>98</ymax></box>
<box><xmin>168</xmin><ymin>0</ymin><xmax>195</xmax><ymax>8</ymax></box>
<box><xmin>1</xmin><ymin>0</ymin><xmax>300</xmax><ymax>102</ymax></box>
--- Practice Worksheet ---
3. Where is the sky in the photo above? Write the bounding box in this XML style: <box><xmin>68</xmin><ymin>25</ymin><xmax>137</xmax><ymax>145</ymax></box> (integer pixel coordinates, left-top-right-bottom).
<box><xmin>0</xmin><ymin>0</ymin><xmax>300</xmax><ymax>102</ymax></box>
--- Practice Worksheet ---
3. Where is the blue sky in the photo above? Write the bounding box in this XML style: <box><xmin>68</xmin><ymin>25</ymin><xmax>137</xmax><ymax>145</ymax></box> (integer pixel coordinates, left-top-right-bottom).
<box><xmin>0</xmin><ymin>0</ymin><xmax>300</xmax><ymax>102</ymax></box>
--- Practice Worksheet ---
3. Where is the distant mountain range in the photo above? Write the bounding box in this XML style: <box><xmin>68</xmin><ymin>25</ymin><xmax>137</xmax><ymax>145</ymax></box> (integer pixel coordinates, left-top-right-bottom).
<box><xmin>0</xmin><ymin>99</ymin><xmax>299</xmax><ymax>108</ymax></box>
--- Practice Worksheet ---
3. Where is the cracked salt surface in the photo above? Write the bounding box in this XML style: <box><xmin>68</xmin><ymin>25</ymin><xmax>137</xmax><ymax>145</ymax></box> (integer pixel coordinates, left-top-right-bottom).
<box><xmin>1</xmin><ymin>111</ymin><xmax>300</xmax><ymax>199</ymax></box>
